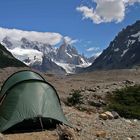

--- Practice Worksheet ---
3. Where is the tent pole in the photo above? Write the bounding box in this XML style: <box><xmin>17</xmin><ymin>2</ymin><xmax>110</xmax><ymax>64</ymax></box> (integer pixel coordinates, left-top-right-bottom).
<box><xmin>39</xmin><ymin>117</ymin><xmax>44</xmax><ymax>131</ymax></box>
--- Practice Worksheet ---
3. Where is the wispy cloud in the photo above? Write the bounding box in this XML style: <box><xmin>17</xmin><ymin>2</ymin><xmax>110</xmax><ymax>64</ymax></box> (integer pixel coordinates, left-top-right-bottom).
<box><xmin>76</xmin><ymin>0</ymin><xmax>140</xmax><ymax>24</ymax></box>
<box><xmin>86</xmin><ymin>47</ymin><xmax>100</xmax><ymax>52</ymax></box>
<box><xmin>85</xmin><ymin>46</ymin><xmax>102</xmax><ymax>57</ymax></box>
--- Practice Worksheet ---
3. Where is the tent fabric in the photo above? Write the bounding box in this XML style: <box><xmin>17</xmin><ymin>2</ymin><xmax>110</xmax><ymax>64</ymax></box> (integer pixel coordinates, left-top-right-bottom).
<box><xmin>0</xmin><ymin>70</ymin><xmax>70</xmax><ymax>132</ymax></box>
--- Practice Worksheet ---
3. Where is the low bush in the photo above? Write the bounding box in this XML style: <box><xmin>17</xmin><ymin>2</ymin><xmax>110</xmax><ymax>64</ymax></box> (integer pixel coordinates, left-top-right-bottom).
<box><xmin>106</xmin><ymin>85</ymin><xmax>140</xmax><ymax>119</ymax></box>
<box><xmin>67</xmin><ymin>89</ymin><xmax>83</xmax><ymax>106</ymax></box>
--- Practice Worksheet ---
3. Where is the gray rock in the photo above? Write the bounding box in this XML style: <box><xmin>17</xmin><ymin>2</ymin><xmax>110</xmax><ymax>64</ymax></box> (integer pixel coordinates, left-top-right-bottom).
<box><xmin>111</xmin><ymin>111</ymin><xmax>120</xmax><ymax>119</ymax></box>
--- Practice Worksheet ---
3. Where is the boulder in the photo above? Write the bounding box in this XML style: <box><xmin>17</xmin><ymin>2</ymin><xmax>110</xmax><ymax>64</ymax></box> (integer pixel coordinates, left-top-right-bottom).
<box><xmin>104</xmin><ymin>111</ymin><xmax>114</xmax><ymax>119</ymax></box>
<box><xmin>111</xmin><ymin>111</ymin><xmax>119</xmax><ymax>119</ymax></box>
<box><xmin>99</xmin><ymin>113</ymin><xmax>108</xmax><ymax>120</ymax></box>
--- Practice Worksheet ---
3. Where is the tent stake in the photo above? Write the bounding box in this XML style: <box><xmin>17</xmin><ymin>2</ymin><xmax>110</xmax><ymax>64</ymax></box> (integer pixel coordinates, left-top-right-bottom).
<box><xmin>39</xmin><ymin>117</ymin><xmax>44</xmax><ymax>131</ymax></box>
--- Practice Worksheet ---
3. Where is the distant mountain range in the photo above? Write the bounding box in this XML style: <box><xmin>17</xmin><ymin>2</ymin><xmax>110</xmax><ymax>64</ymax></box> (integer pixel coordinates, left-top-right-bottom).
<box><xmin>1</xmin><ymin>20</ymin><xmax>140</xmax><ymax>73</ymax></box>
<box><xmin>1</xmin><ymin>33</ymin><xmax>91</xmax><ymax>74</ymax></box>
<box><xmin>0</xmin><ymin>43</ymin><xmax>26</xmax><ymax>68</ymax></box>
<box><xmin>84</xmin><ymin>20</ymin><xmax>140</xmax><ymax>72</ymax></box>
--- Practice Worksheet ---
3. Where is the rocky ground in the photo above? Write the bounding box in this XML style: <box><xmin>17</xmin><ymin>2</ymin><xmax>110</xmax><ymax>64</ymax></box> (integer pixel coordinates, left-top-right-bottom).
<box><xmin>0</xmin><ymin>67</ymin><xmax>140</xmax><ymax>140</ymax></box>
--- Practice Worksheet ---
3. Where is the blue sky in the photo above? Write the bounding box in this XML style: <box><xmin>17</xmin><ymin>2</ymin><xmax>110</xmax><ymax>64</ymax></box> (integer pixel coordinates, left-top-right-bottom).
<box><xmin>0</xmin><ymin>0</ymin><xmax>140</xmax><ymax>57</ymax></box>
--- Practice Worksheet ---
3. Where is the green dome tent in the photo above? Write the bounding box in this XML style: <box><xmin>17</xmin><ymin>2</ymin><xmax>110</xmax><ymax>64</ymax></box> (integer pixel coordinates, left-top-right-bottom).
<box><xmin>0</xmin><ymin>70</ymin><xmax>70</xmax><ymax>133</ymax></box>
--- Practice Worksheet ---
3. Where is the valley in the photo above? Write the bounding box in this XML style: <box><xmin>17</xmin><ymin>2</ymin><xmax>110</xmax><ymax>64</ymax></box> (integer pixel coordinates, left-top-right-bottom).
<box><xmin>0</xmin><ymin>67</ymin><xmax>140</xmax><ymax>140</ymax></box>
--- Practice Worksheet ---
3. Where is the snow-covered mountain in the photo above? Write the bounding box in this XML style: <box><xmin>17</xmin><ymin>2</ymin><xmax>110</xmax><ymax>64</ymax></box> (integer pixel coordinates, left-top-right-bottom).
<box><xmin>0</xmin><ymin>28</ymin><xmax>90</xmax><ymax>73</ymax></box>
<box><xmin>84</xmin><ymin>20</ymin><xmax>140</xmax><ymax>72</ymax></box>
<box><xmin>0</xmin><ymin>43</ymin><xmax>25</xmax><ymax>68</ymax></box>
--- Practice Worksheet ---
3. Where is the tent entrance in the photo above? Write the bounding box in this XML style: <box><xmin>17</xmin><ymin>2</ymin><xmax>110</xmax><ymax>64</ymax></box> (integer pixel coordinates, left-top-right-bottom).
<box><xmin>4</xmin><ymin>117</ymin><xmax>60</xmax><ymax>134</ymax></box>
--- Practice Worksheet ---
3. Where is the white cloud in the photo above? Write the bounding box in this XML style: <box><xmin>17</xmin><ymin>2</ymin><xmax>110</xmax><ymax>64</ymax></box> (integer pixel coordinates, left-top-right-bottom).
<box><xmin>76</xmin><ymin>6</ymin><xmax>102</xmax><ymax>24</ymax></box>
<box><xmin>0</xmin><ymin>27</ymin><xmax>75</xmax><ymax>46</ymax></box>
<box><xmin>86</xmin><ymin>47</ymin><xmax>100</xmax><ymax>52</ymax></box>
<box><xmin>76</xmin><ymin>0</ymin><xmax>140</xmax><ymax>24</ymax></box>
<box><xmin>63</xmin><ymin>36</ymin><xmax>78</xmax><ymax>45</ymax></box>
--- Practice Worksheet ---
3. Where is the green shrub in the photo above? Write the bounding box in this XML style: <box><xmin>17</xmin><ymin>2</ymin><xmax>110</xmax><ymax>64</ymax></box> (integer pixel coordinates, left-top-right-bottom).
<box><xmin>67</xmin><ymin>89</ymin><xmax>83</xmax><ymax>106</ymax></box>
<box><xmin>106</xmin><ymin>85</ymin><xmax>140</xmax><ymax>119</ymax></box>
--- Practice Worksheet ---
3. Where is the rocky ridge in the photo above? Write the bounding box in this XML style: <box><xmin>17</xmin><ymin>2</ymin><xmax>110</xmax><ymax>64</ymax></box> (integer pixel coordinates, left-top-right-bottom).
<box><xmin>85</xmin><ymin>20</ymin><xmax>140</xmax><ymax>72</ymax></box>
